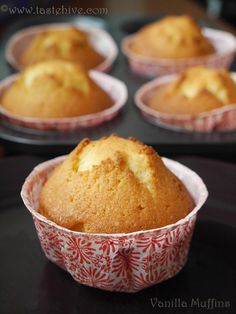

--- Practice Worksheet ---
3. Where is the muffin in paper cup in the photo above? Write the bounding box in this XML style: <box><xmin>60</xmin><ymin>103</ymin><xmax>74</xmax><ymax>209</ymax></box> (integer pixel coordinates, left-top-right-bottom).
<box><xmin>6</xmin><ymin>23</ymin><xmax>118</xmax><ymax>73</ymax></box>
<box><xmin>135</xmin><ymin>73</ymin><xmax>236</xmax><ymax>132</ymax></box>
<box><xmin>0</xmin><ymin>71</ymin><xmax>127</xmax><ymax>131</ymax></box>
<box><xmin>122</xmin><ymin>28</ymin><xmax>236</xmax><ymax>78</ymax></box>
<box><xmin>21</xmin><ymin>155</ymin><xmax>208</xmax><ymax>293</ymax></box>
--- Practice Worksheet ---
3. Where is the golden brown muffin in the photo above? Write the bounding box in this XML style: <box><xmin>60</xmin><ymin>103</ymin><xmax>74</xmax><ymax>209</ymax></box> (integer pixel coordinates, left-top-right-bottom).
<box><xmin>131</xmin><ymin>15</ymin><xmax>215</xmax><ymax>59</ymax></box>
<box><xmin>149</xmin><ymin>66</ymin><xmax>236</xmax><ymax>115</ymax></box>
<box><xmin>20</xmin><ymin>27</ymin><xmax>104</xmax><ymax>70</ymax></box>
<box><xmin>1</xmin><ymin>60</ymin><xmax>113</xmax><ymax>118</ymax></box>
<box><xmin>39</xmin><ymin>135</ymin><xmax>194</xmax><ymax>234</ymax></box>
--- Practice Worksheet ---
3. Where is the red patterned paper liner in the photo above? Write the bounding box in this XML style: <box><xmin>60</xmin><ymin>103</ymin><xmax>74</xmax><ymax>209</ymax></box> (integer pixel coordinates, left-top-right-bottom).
<box><xmin>122</xmin><ymin>28</ymin><xmax>236</xmax><ymax>77</ymax></box>
<box><xmin>135</xmin><ymin>73</ymin><xmax>236</xmax><ymax>132</ymax></box>
<box><xmin>0</xmin><ymin>71</ymin><xmax>127</xmax><ymax>131</ymax></box>
<box><xmin>5</xmin><ymin>23</ymin><xmax>118</xmax><ymax>73</ymax></box>
<box><xmin>21</xmin><ymin>156</ymin><xmax>208</xmax><ymax>292</ymax></box>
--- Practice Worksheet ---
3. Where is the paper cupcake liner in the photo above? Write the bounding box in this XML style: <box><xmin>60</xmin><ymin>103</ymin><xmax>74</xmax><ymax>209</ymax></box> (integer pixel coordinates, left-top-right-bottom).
<box><xmin>21</xmin><ymin>155</ymin><xmax>208</xmax><ymax>292</ymax></box>
<box><xmin>122</xmin><ymin>28</ymin><xmax>236</xmax><ymax>78</ymax></box>
<box><xmin>0</xmin><ymin>71</ymin><xmax>127</xmax><ymax>131</ymax></box>
<box><xmin>6</xmin><ymin>23</ymin><xmax>118</xmax><ymax>73</ymax></box>
<box><xmin>135</xmin><ymin>73</ymin><xmax>236</xmax><ymax>132</ymax></box>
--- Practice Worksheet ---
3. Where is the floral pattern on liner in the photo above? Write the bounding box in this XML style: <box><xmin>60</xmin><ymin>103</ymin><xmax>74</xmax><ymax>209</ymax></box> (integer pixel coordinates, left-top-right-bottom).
<box><xmin>0</xmin><ymin>71</ymin><xmax>127</xmax><ymax>131</ymax></box>
<box><xmin>135</xmin><ymin>73</ymin><xmax>236</xmax><ymax>132</ymax></box>
<box><xmin>122</xmin><ymin>28</ymin><xmax>236</xmax><ymax>78</ymax></box>
<box><xmin>21</xmin><ymin>156</ymin><xmax>208</xmax><ymax>292</ymax></box>
<box><xmin>6</xmin><ymin>23</ymin><xmax>118</xmax><ymax>73</ymax></box>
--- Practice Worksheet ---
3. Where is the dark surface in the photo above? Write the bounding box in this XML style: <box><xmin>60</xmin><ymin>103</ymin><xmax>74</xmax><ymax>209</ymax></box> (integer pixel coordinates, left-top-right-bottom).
<box><xmin>0</xmin><ymin>155</ymin><xmax>235</xmax><ymax>314</ymax></box>
<box><xmin>0</xmin><ymin>15</ymin><xmax>236</xmax><ymax>157</ymax></box>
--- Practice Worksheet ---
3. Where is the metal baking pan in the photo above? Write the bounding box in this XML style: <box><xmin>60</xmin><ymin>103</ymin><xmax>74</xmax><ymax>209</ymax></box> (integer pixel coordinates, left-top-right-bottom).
<box><xmin>0</xmin><ymin>15</ymin><xmax>236</xmax><ymax>157</ymax></box>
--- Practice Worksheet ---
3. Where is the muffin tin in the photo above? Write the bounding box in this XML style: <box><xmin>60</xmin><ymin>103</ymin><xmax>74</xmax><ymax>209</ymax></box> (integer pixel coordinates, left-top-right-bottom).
<box><xmin>0</xmin><ymin>15</ymin><xmax>236</xmax><ymax>156</ymax></box>
<box><xmin>0</xmin><ymin>155</ymin><xmax>235</xmax><ymax>312</ymax></box>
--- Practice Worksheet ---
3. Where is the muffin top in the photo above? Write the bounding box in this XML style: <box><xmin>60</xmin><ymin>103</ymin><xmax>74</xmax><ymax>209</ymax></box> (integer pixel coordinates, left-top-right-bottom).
<box><xmin>149</xmin><ymin>66</ymin><xmax>236</xmax><ymax>115</ymax></box>
<box><xmin>131</xmin><ymin>15</ymin><xmax>215</xmax><ymax>59</ymax></box>
<box><xmin>1</xmin><ymin>60</ymin><xmax>112</xmax><ymax>118</ymax></box>
<box><xmin>22</xmin><ymin>59</ymin><xmax>89</xmax><ymax>92</ymax></box>
<box><xmin>39</xmin><ymin>135</ymin><xmax>194</xmax><ymax>234</ymax></box>
<box><xmin>20</xmin><ymin>27</ymin><xmax>104</xmax><ymax>70</ymax></box>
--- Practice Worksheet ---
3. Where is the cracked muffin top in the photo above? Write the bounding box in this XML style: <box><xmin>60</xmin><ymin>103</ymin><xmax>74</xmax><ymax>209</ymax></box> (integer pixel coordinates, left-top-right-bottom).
<box><xmin>131</xmin><ymin>15</ymin><xmax>215</xmax><ymax>59</ymax></box>
<box><xmin>20</xmin><ymin>27</ymin><xmax>104</xmax><ymax>70</ymax></box>
<box><xmin>1</xmin><ymin>60</ymin><xmax>112</xmax><ymax>118</ymax></box>
<box><xmin>39</xmin><ymin>135</ymin><xmax>194</xmax><ymax>234</ymax></box>
<box><xmin>148</xmin><ymin>66</ymin><xmax>236</xmax><ymax>115</ymax></box>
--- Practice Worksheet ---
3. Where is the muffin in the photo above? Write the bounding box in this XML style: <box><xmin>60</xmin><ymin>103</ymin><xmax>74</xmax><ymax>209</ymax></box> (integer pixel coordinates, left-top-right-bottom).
<box><xmin>131</xmin><ymin>15</ymin><xmax>215</xmax><ymax>59</ymax></box>
<box><xmin>148</xmin><ymin>66</ymin><xmax>236</xmax><ymax>115</ymax></box>
<box><xmin>20</xmin><ymin>27</ymin><xmax>104</xmax><ymax>70</ymax></box>
<box><xmin>39</xmin><ymin>135</ymin><xmax>194</xmax><ymax>234</ymax></box>
<box><xmin>1</xmin><ymin>60</ymin><xmax>113</xmax><ymax>119</ymax></box>
<box><xmin>22</xmin><ymin>136</ymin><xmax>208</xmax><ymax>291</ymax></box>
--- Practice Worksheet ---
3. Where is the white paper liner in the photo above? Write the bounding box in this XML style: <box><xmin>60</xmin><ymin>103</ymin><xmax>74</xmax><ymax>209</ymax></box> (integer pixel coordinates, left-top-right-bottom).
<box><xmin>21</xmin><ymin>155</ymin><xmax>208</xmax><ymax>292</ymax></box>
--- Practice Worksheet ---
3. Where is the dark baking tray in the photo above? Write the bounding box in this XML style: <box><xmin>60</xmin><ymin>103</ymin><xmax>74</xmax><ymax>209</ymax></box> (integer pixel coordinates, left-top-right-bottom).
<box><xmin>0</xmin><ymin>155</ymin><xmax>235</xmax><ymax>314</ymax></box>
<box><xmin>0</xmin><ymin>15</ymin><xmax>236</xmax><ymax>157</ymax></box>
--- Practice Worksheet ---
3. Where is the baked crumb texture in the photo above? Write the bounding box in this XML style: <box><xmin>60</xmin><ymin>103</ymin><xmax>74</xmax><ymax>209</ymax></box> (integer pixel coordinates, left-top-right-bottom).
<box><xmin>1</xmin><ymin>60</ymin><xmax>112</xmax><ymax>118</ymax></box>
<box><xmin>20</xmin><ymin>27</ymin><xmax>104</xmax><ymax>69</ymax></box>
<box><xmin>131</xmin><ymin>15</ymin><xmax>215</xmax><ymax>59</ymax></box>
<box><xmin>39</xmin><ymin>135</ymin><xmax>194</xmax><ymax>234</ymax></box>
<box><xmin>149</xmin><ymin>66</ymin><xmax>236</xmax><ymax>115</ymax></box>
